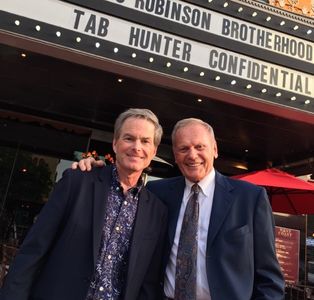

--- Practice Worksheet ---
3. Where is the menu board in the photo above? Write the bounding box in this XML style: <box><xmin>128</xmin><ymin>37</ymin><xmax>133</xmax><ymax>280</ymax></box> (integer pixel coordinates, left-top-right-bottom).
<box><xmin>275</xmin><ymin>226</ymin><xmax>300</xmax><ymax>284</ymax></box>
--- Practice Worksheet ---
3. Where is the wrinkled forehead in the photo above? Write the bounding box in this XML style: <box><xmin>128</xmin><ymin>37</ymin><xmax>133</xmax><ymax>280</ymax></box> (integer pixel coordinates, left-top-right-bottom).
<box><xmin>118</xmin><ymin>116</ymin><xmax>153</xmax><ymax>132</ymax></box>
<box><xmin>173</xmin><ymin>123</ymin><xmax>214</xmax><ymax>145</ymax></box>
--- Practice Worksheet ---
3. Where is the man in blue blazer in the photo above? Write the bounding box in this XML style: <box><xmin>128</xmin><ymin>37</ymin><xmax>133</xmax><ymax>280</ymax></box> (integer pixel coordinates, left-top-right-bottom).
<box><xmin>147</xmin><ymin>118</ymin><xmax>284</xmax><ymax>300</ymax></box>
<box><xmin>0</xmin><ymin>109</ymin><xmax>168</xmax><ymax>300</ymax></box>
<box><xmin>73</xmin><ymin>117</ymin><xmax>285</xmax><ymax>300</ymax></box>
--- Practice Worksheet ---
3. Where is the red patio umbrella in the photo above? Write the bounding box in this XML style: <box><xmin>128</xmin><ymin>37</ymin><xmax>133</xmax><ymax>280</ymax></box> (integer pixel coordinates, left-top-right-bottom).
<box><xmin>233</xmin><ymin>168</ymin><xmax>314</xmax><ymax>215</ymax></box>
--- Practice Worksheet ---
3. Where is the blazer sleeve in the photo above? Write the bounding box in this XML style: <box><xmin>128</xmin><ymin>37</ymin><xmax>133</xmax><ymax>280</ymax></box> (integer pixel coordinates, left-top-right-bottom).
<box><xmin>0</xmin><ymin>169</ymin><xmax>75</xmax><ymax>300</ymax></box>
<box><xmin>252</xmin><ymin>188</ymin><xmax>285</xmax><ymax>299</ymax></box>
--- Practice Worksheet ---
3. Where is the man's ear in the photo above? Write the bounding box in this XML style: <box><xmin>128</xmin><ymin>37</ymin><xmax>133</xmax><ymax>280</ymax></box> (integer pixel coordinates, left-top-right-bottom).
<box><xmin>214</xmin><ymin>141</ymin><xmax>218</xmax><ymax>159</ymax></box>
<box><xmin>112</xmin><ymin>139</ymin><xmax>117</xmax><ymax>154</ymax></box>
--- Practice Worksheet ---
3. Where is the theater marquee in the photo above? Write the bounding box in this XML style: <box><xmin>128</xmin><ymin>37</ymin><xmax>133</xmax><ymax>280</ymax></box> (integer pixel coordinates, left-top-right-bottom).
<box><xmin>0</xmin><ymin>0</ymin><xmax>313</xmax><ymax>113</ymax></box>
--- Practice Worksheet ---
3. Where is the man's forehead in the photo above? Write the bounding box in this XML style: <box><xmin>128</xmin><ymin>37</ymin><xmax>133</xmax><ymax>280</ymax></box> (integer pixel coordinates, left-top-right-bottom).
<box><xmin>120</xmin><ymin>124</ymin><xmax>155</xmax><ymax>138</ymax></box>
<box><xmin>121</xmin><ymin>131</ymin><xmax>154</xmax><ymax>139</ymax></box>
<box><xmin>175</xmin><ymin>125</ymin><xmax>211</xmax><ymax>137</ymax></box>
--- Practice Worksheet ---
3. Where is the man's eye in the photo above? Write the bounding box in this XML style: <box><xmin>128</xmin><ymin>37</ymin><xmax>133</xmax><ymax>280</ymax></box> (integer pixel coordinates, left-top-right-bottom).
<box><xmin>196</xmin><ymin>145</ymin><xmax>205</xmax><ymax>150</ymax></box>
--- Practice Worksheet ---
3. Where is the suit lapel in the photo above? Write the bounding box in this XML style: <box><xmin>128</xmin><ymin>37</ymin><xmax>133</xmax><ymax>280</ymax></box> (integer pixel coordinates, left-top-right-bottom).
<box><xmin>125</xmin><ymin>188</ymin><xmax>153</xmax><ymax>297</ymax></box>
<box><xmin>206</xmin><ymin>171</ymin><xmax>235</xmax><ymax>249</ymax></box>
<box><xmin>126</xmin><ymin>189</ymin><xmax>150</xmax><ymax>281</ymax></box>
<box><xmin>92</xmin><ymin>166</ymin><xmax>112</xmax><ymax>265</ymax></box>
<box><xmin>167</xmin><ymin>178</ymin><xmax>185</xmax><ymax>248</ymax></box>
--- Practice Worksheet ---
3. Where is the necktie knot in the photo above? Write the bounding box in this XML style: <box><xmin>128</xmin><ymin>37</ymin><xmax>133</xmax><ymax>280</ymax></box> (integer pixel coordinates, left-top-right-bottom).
<box><xmin>192</xmin><ymin>184</ymin><xmax>200</xmax><ymax>195</ymax></box>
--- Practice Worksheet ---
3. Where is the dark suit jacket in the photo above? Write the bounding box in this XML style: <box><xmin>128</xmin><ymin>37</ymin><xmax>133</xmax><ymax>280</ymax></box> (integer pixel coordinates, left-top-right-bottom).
<box><xmin>147</xmin><ymin>170</ymin><xmax>285</xmax><ymax>300</ymax></box>
<box><xmin>0</xmin><ymin>166</ymin><xmax>168</xmax><ymax>300</ymax></box>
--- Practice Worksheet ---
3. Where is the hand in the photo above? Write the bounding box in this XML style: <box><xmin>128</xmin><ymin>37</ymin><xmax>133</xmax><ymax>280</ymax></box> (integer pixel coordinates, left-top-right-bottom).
<box><xmin>71</xmin><ymin>158</ymin><xmax>105</xmax><ymax>171</ymax></box>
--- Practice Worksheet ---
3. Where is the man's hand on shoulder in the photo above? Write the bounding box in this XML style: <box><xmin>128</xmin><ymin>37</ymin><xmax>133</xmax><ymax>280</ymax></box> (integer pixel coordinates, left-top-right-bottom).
<box><xmin>71</xmin><ymin>157</ymin><xmax>105</xmax><ymax>171</ymax></box>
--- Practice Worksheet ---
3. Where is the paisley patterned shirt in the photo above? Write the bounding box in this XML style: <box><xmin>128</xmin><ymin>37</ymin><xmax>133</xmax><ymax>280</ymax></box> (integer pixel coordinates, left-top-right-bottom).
<box><xmin>86</xmin><ymin>166</ymin><xmax>143</xmax><ymax>300</ymax></box>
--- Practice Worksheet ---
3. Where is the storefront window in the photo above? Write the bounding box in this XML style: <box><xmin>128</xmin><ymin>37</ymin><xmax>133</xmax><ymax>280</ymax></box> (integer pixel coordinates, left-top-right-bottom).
<box><xmin>0</xmin><ymin>145</ymin><xmax>60</xmax><ymax>285</ymax></box>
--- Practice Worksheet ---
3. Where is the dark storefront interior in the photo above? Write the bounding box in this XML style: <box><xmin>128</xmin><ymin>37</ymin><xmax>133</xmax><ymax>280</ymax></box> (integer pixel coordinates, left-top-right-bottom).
<box><xmin>0</xmin><ymin>39</ymin><xmax>314</xmax><ymax>293</ymax></box>
<box><xmin>1</xmin><ymin>43</ymin><xmax>314</xmax><ymax>175</ymax></box>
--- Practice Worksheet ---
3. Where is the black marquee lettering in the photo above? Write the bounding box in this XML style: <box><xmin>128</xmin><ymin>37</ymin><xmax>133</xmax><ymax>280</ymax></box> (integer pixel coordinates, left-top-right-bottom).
<box><xmin>134</xmin><ymin>0</ymin><xmax>144</xmax><ymax>9</ymax></box>
<box><xmin>305</xmin><ymin>78</ymin><xmax>311</xmax><ymax>95</ymax></box>
<box><xmin>208</xmin><ymin>49</ymin><xmax>218</xmax><ymax>68</ymax></box>
<box><xmin>155</xmin><ymin>0</ymin><xmax>165</xmax><ymax>15</ymax></box>
<box><xmin>85</xmin><ymin>14</ymin><xmax>96</xmax><ymax>34</ymax></box>
<box><xmin>129</xmin><ymin>26</ymin><xmax>140</xmax><ymax>47</ymax></box>
<box><xmin>221</xmin><ymin>19</ymin><xmax>230</xmax><ymax>36</ymax></box>
<box><xmin>182</xmin><ymin>43</ymin><xmax>191</xmax><ymax>62</ymax></box>
<box><xmin>73</xmin><ymin>9</ymin><xmax>85</xmax><ymax>29</ymax></box>
<box><xmin>281</xmin><ymin>70</ymin><xmax>289</xmax><ymax>88</ymax></box>
<box><xmin>98</xmin><ymin>17</ymin><xmax>109</xmax><ymax>37</ymax></box>
<box><xmin>294</xmin><ymin>75</ymin><xmax>303</xmax><ymax>93</ymax></box>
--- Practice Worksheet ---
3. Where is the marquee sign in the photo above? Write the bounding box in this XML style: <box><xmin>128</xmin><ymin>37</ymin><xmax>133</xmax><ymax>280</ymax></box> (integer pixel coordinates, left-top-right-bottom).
<box><xmin>0</xmin><ymin>0</ymin><xmax>313</xmax><ymax>112</ymax></box>
<box><xmin>64</xmin><ymin>0</ymin><xmax>313</xmax><ymax>74</ymax></box>
<box><xmin>100</xmin><ymin>0</ymin><xmax>314</xmax><ymax>65</ymax></box>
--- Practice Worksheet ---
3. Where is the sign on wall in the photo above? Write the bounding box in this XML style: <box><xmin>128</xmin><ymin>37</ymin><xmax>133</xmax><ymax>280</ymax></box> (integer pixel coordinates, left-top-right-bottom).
<box><xmin>275</xmin><ymin>226</ymin><xmax>300</xmax><ymax>284</ymax></box>
<box><xmin>0</xmin><ymin>0</ymin><xmax>313</xmax><ymax>112</ymax></box>
<box><xmin>101</xmin><ymin>0</ymin><xmax>313</xmax><ymax>65</ymax></box>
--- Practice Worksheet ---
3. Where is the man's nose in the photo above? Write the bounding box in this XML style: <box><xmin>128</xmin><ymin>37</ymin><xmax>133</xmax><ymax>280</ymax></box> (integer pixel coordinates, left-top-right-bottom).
<box><xmin>187</xmin><ymin>148</ymin><xmax>197</xmax><ymax>158</ymax></box>
<box><xmin>132</xmin><ymin>139</ymin><xmax>141</xmax><ymax>151</ymax></box>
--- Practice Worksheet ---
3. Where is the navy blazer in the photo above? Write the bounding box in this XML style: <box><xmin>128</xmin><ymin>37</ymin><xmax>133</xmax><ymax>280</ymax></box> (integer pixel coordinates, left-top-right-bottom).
<box><xmin>147</xmin><ymin>170</ymin><xmax>285</xmax><ymax>300</ymax></box>
<box><xmin>0</xmin><ymin>166</ymin><xmax>168</xmax><ymax>300</ymax></box>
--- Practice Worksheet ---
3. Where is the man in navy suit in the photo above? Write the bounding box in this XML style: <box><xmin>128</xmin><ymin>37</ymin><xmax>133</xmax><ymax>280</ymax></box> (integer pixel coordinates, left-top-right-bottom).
<box><xmin>73</xmin><ymin>117</ymin><xmax>285</xmax><ymax>300</ymax></box>
<box><xmin>0</xmin><ymin>108</ymin><xmax>168</xmax><ymax>300</ymax></box>
<box><xmin>147</xmin><ymin>118</ymin><xmax>284</xmax><ymax>300</ymax></box>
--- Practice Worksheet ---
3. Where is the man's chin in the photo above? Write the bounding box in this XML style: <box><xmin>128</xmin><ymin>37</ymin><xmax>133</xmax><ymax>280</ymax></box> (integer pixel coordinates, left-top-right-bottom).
<box><xmin>183</xmin><ymin>171</ymin><xmax>203</xmax><ymax>182</ymax></box>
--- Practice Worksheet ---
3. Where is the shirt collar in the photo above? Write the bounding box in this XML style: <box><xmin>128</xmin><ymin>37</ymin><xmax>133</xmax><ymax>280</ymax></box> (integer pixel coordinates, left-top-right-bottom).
<box><xmin>112</xmin><ymin>164</ymin><xmax>144</xmax><ymax>195</ymax></box>
<box><xmin>184</xmin><ymin>168</ymin><xmax>215</xmax><ymax>197</ymax></box>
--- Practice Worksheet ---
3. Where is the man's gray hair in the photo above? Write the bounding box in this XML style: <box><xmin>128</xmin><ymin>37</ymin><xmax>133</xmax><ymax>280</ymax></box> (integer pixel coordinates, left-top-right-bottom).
<box><xmin>114</xmin><ymin>108</ymin><xmax>163</xmax><ymax>146</ymax></box>
<box><xmin>171</xmin><ymin>118</ymin><xmax>215</xmax><ymax>144</ymax></box>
